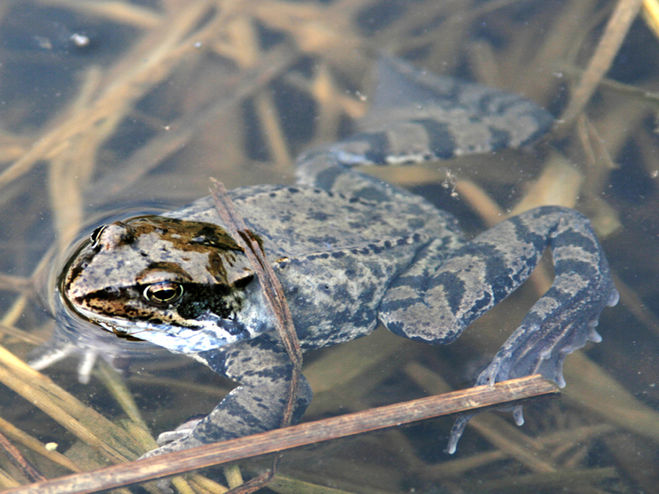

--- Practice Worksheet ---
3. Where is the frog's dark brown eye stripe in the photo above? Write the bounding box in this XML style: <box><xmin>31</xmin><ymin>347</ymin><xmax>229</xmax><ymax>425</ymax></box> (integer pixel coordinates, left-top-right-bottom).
<box><xmin>143</xmin><ymin>281</ymin><xmax>184</xmax><ymax>305</ymax></box>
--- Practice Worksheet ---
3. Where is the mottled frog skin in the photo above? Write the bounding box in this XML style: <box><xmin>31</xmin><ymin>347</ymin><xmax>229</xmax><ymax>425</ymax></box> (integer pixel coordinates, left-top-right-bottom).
<box><xmin>57</xmin><ymin>57</ymin><xmax>618</xmax><ymax>456</ymax></box>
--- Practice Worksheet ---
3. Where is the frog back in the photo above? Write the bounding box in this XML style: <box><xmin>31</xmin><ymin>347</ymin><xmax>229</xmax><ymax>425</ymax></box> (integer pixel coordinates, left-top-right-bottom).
<box><xmin>164</xmin><ymin>183</ymin><xmax>451</xmax><ymax>259</ymax></box>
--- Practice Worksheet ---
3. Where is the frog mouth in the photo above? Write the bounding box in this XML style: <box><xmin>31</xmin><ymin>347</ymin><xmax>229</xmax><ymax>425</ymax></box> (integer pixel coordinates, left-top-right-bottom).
<box><xmin>68</xmin><ymin>303</ymin><xmax>252</xmax><ymax>354</ymax></box>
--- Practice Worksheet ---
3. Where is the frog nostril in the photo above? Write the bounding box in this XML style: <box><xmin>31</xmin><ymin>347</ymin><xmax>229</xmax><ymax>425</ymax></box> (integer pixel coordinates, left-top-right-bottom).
<box><xmin>89</xmin><ymin>225</ymin><xmax>107</xmax><ymax>249</ymax></box>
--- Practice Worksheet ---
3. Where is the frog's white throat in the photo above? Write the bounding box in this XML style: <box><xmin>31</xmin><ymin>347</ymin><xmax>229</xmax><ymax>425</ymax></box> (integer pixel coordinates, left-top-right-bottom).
<box><xmin>71</xmin><ymin>291</ymin><xmax>271</xmax><ymax>354</ymax></box>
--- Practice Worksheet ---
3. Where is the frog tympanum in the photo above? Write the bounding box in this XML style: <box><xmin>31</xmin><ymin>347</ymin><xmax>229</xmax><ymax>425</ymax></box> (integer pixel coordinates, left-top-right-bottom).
<box><xmin>56</xmin><ymin>57</ymin><xmax>618</xmax><ymax>456</ymax></box>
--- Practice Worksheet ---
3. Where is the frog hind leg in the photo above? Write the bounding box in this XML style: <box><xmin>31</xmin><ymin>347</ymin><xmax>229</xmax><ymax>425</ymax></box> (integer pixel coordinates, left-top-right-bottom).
<box><xmin>378</xmin><ymin>206</ymin><xmax>619</xmax><ymax>453</ymax></box>
<box><xmin>296</xmin><ymin>55</ymin><xmax>554</xmax><ymax>193</ymax></box>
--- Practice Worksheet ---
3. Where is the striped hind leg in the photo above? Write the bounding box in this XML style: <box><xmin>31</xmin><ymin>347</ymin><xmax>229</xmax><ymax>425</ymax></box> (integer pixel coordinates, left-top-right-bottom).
<box><xmin>377</xmin><ymin>206</ymin><xmax>618</xmax><ymax>452</ymax></box>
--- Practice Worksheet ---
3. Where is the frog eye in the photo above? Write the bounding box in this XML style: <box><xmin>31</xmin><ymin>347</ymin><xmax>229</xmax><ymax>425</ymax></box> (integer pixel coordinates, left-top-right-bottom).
<box><xmin>143</xmin><ymin>281</ymin><xmax>183</xmax><ymax>305</ymax></box>
<box><xmin>89</xmin><ymin>225</ymin><xmax>107</xmax><ymax>248</ymax></box>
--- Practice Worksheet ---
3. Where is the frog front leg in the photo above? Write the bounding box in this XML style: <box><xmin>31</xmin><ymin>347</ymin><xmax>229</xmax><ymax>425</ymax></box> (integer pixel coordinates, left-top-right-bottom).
<box><xmin>143</xmin><ymin>334</ymin><xmax>311</xmax><ymax>456</ymax></box>
<box><xmin>378</xmin><ymin>206</ymin><xmax>618</xmax><ymax>452</ymax></box>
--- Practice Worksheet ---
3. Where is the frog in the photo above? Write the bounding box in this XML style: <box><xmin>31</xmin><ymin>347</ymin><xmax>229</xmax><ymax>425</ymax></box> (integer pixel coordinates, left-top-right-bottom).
<box><xmin>56</xmin><ymin>56</ymin><xmax>619</xmax><ymax>457</ymax></box>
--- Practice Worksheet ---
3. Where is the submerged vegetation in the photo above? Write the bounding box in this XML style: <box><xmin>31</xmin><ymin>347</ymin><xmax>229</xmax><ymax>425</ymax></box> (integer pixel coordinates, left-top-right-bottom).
<box><xmin>0</xmin><ymin>1</ymin><xmax>657</xmax><ymax>492</ymax></box>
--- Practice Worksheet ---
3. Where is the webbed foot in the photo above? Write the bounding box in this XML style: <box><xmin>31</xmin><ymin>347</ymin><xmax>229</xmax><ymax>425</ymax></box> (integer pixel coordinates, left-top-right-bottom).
<box><xmin>447</xmin><ymin>284</ymin><xmax>619</xmax><ymax>454</ymax></box>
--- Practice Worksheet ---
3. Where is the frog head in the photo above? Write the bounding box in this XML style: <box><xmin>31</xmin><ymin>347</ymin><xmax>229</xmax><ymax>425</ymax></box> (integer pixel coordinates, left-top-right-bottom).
<box><xmin>59</xmin><ymin>216</ymin><xmax>268</xmax><ymax>354</ymax></box>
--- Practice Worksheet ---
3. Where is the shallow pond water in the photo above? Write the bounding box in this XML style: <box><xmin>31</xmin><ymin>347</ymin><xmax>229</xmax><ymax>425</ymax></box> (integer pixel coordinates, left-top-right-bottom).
<box><xmin>0</xmin><ymin>1</ymin><xmax>657</xmax><ymax>493</ymax></box>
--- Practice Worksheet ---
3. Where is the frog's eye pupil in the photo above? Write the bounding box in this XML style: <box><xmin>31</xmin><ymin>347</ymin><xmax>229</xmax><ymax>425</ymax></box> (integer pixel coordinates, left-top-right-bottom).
<box><xmin>90</xmin><ymin>225</ymin><xmax>107</xmax><ymax>248</ymax></box>
<box><xmin>144</xmin><ymin>282</ymin><xmax>183</xmax><ymax>305</ymax></box>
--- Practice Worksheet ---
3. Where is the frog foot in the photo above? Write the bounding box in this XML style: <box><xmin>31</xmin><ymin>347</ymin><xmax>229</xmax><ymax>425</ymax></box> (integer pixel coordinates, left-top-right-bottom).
<box><xmin>479</xmin><ymin>285</ymin><xmax>618</xmax><ymax>388</ymax></box>
<box><xmin>446</xmin><ymin>285</ymin><xmax>619</xmax><ymax>454</ymax></box>
<box><xmin>28</xmin><ymin>343</ymin><xmax>99</xmax><ymax>384</ymax></box>
<box><xmin>155</xmin><ymin>417</ymin><xmax>203</xmax><ymax>446</ymax></box>
<box><xmin>139</xmin><ymin>435</ymin><xmax>203</xmax><ymax>461</ymax></box>
<box><xmin>135</xmin><ymin>417</ymin><xmax>206</xmax><ymax>459</ymax></box>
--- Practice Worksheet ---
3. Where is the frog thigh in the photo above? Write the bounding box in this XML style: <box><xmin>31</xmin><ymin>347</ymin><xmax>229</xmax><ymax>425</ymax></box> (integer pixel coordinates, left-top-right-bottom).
<box><xmin>296</xmin><ymin>56</ymin><xmax>553</xmax><ymax>192</ymax></box>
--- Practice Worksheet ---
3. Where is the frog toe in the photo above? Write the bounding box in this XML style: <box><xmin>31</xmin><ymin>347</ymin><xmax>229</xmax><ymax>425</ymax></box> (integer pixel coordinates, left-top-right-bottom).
<box><xmin>512</xmin><ymin>405</ymin><xmax>525</xmax><ymax>426</ymax></box>
<box><xmin>475</xmin><ymin>356</ymin><xmax>509</xmax><ymax>387</ymax></box>
<box><xmin>446</xmin><ymin>414</ymin><xmax>473</xmax><ymax>455</ymax></box>
<box><xmin>607</xmin><ymin>287</ymin><xmax>620</xmax><ymax>307</ymax></box>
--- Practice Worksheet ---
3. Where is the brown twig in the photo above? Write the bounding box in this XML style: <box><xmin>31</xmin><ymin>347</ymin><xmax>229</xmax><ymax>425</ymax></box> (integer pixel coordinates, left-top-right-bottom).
<box><xmin>559</xmin><ymin>0</ymin><xmax>643</xmax><ymax>125</ymax></box>
<box><xmin>0</xmin><ymin>430</ymin><xmax>46</xmax><ymax>483</ymax></box>
<box><xmin>208</xmin><ymin>179</ymin><xmax>303</xmax><ymax>420</ymax></box>
<box><xmin>1</xmin><ymin>375</ymin><xmax>558</xmax><ymax>494</ymax></box>
<box><xmin>209</xmin><ymin>178</ymin><xmax>303</xmax><ymax>493</ymax></box>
